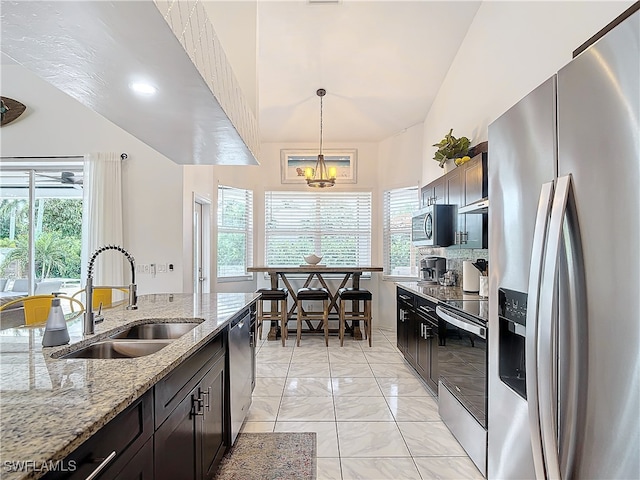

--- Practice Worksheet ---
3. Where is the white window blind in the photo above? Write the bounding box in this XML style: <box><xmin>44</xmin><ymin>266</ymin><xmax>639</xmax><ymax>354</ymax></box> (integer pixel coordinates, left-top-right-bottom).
<box><xmin>217</xmin><ymin>185</ymin><xmax>253</xmax><ymax>279</ymax></box>
<box><xmin>265</xmin><ymin>191</ymin><xmax>372</xmax><ymax>267</ymax></box>
<box><xmin>383</xmin><ymin>186</ymin><xmax>419</xmax><ymax>276</ymax></box>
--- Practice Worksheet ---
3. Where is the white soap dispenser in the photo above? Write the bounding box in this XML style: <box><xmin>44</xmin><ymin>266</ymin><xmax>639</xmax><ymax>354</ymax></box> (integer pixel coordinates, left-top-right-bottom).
<box><xmin>42</xmin><ymin>293</ymin><xmax>70</xmax><ymax>347</ymax></box>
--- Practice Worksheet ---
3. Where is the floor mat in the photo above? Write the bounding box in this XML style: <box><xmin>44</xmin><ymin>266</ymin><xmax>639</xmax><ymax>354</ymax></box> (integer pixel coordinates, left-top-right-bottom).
<box><xmin>215</xmin><ymin>432</ymin><xmax>317</xmax><ymax>479</ymax></box>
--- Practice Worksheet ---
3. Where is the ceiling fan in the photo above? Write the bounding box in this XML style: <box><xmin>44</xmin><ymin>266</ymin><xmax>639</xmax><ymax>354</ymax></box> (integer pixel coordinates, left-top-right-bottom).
<box><xmin>35</xmin><ymin>171</ymin><xmax>83</xmax><ymax>186</ymax></box>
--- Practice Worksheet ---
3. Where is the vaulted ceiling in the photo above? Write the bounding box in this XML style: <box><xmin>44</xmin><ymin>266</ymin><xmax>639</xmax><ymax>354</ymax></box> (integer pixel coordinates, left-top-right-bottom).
<box><xmin>253</xmin><ymin>1</ymin><xmax>481</xmax><ymax>143</ymax></box>
<box><xmin>1</xmin><ymin>1</ymin><xmax>482</xmax><ymax>163</ymax></box>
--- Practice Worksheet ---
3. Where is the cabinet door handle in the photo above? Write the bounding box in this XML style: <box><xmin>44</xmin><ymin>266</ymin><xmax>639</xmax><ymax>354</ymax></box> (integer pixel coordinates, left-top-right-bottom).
<box><xmin>203</xmin><ymin>387</ymin><xmax>211</xmax><ymax>411</ymax></box>
<box><xmin>86</xmin><ymin>451</ymin><xmax>117</xmax><ymax>480</ymax></box>
<box><xmin>193</xmin><ymin>394</ymin><xmax>204</xmax><ymax>416</ymax></box>
<box><xmin>425</xmin><ymin>327</ymin><xmax>433</xmax><ymax>339</ymax></box>
<box><xmin>420</xmin><ymin>323</ymin><xmax>425</xmax><ymax>338</ymax></box>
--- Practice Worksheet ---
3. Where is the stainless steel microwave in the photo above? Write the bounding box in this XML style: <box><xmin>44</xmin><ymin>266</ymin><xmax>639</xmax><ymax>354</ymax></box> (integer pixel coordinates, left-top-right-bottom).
<box><xmin>411</xmin><ymin>204</ymin><xmax>456</xmax><ymax>247</ymax></box>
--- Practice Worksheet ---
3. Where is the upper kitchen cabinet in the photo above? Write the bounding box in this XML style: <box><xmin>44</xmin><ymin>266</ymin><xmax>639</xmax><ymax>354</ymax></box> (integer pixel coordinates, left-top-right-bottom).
<box><xmin>0</xmin><ymin>1</ymin><xmax>259</xmax><ymax>166</ymax></box>
<box><xmin>420</xmin><ymin>175</ymin><xmax>448</xmax><ymax>207</ymax></box>
<box><xmin>420</xmin><ymin>150</ymin><xmax>488</xmax><ymax>249</ymax></box>
<box><xmin>457</xmin><ymin>152</ymin><xmax>488</xmax><ymax>249</ymax></box>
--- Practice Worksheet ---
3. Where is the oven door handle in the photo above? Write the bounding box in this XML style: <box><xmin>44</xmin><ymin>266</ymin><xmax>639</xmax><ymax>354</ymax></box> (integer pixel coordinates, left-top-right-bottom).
<box><xmin>417</xmin><ymin>304</ymin><xmax>436</xmax><ymax>315</ymax></box>
<box><xmin>435</xmin><ymin>306</ymin><xmax>486</xmax><ymax>340</ymax></box>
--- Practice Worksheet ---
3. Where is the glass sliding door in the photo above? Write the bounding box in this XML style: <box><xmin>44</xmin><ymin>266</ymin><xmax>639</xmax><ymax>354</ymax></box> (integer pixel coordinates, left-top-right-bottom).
<box><xmin>0</xmin><ymin>160</ymin><xmax>83</xmax><ymax>302</ymax></box>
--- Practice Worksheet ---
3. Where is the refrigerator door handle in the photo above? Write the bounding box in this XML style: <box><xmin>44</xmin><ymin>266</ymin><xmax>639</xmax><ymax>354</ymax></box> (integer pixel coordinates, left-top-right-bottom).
<box><xmin>526</xmin><ymin>181</ymin><xmax>554</xmax><ymax>479</ymax></box>
<box><xmin>539</xmin><ymin>174</ymin><xmax>587</xmax><ymax>480</ymax></box>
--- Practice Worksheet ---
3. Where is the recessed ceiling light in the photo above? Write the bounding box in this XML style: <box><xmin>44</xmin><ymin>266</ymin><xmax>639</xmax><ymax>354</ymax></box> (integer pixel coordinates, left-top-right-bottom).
<box><xmin>129</xmin><ymin>82</ymin><xmax>157</xmax><ymax>96</ymax></box>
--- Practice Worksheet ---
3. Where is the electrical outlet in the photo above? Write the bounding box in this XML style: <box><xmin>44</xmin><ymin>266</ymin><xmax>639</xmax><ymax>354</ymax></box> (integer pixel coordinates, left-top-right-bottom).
<box><xmin>136</xmin><ymin>264</ymin><xmax>145</xmax><ymax>273</ymax></box>
<box><xmin>157</xmin><ymin>263</ymin><xmax>167</xmax><ymax>273</ymax></box>
<box><xmin>143</xmin><ymin>264</ymin><xmax>150</xmax><ymax>274</ymax></box>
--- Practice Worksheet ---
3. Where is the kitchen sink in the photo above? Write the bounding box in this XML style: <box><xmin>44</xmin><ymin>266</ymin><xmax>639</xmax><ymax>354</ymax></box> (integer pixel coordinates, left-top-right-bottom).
<box><xmin>58</xmin><ymin>339</ymin><xmax>173</xmax><ymax>359</ymax></box>
<box><xmin>109</xmin><ymin>322</ymin><xmax>200</xmax><ymax>340</ymax></box>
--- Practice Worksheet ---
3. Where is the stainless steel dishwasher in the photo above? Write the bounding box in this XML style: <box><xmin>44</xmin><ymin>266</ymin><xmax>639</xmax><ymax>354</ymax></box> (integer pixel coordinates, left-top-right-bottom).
<box><xmin>228</xmin><ymin>309</ymin><xmax>252</xmax><ymax>445</ymax></box>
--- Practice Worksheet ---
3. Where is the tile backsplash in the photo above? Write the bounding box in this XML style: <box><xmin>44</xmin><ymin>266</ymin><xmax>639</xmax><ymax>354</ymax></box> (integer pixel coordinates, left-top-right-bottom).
<box><xmin>418</xmin><ymin>247</ymin><xmax>489</xmax><ymax>286</ymax></box>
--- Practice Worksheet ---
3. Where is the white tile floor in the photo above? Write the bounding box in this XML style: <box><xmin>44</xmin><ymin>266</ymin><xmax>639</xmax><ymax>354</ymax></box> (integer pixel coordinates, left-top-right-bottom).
<box><xmin>242</xmin><ymin>328</ymin><xmax>485</xmax><ymax>480</ymax></box>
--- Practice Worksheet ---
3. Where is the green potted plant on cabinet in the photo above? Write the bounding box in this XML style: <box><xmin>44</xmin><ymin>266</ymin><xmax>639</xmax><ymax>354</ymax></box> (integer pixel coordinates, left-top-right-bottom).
<box><xmin>432</xmin><ymin>128</ymin><xmax>471</xmax><ymax>170</ymax></box>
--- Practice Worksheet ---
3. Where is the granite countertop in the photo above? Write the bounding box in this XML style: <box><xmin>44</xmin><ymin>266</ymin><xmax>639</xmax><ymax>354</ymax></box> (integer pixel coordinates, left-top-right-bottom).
<box><xmin>395</xmin><ymin>281</ymin><xmax>482</xmax><ymax>302</ymax></box>
<box><xmin>0</xmin><ymin>292</ymin><xmax>258</xmax><ymax>480</ymax></box>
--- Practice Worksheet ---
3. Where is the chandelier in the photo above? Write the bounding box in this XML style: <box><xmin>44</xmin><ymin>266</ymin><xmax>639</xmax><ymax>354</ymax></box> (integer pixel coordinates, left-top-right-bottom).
<box><xmin>305</xmin><ymin>88</ymin><xmax>336</xmax><ymax>188</ymax></box>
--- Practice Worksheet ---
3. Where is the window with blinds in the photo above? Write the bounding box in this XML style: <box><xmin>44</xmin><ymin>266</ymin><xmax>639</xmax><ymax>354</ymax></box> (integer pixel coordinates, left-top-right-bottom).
<box><xmin>217</xmin><ymin>185</ymin><xmax>253</xmax><ymax>279</ymax></box>
<box><xmin>383</xmin><ymin>186</ymin><xmax>419</xmax><ymax>277</ymax></box>
<box><xmin>265</xmin><ymin>191</ymin><xmax>372</xmax><ymax>267</ymax></box>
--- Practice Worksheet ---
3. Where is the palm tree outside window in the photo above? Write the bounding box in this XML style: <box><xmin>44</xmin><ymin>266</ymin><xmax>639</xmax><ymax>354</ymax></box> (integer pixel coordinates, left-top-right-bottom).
<box><xmin>0</xmin><ymin>161</ymin><xmax>83</xmax><ymax>297</ymax></box>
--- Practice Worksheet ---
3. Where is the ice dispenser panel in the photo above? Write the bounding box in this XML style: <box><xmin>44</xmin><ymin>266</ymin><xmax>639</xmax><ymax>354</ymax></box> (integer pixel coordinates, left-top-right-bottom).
<box><xmin>498</xmin><ymin>288</ymin><xmax>528</xmax><ymax>399</ymax></box>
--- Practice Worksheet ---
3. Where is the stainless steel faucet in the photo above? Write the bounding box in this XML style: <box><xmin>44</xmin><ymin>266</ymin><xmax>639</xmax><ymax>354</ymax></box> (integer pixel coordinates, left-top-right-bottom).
<box><xmin>84</xmin><ymin>245</ymin><xmax>138</xmax><ymax>335</ymax></box>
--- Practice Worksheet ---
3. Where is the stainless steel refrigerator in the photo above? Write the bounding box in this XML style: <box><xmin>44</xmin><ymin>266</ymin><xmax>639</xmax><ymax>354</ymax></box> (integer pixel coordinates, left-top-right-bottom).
<box><xmin>487</xmin><ymin>10</ymin><xmax>639</xmax><ymax>479</ymax></box>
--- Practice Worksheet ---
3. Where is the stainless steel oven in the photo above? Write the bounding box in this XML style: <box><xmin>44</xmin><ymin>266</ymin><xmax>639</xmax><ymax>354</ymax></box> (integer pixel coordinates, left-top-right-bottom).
<box><xmin>436</xmin><ymin>299</ymin><xmax>488</xmax><ymax>475</ymax></box>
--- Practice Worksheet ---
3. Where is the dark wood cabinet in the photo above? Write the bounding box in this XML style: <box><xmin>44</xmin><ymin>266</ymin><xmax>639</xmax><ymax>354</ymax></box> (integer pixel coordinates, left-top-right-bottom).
<box><xmin>415</xmin><ymin>297</ymin><xmax>440</xmax><ymax>393</ymax></box>
<box><xmin>112</xmin><ymin>437</ymin><xmax>154</xmax><ymax>480</ymax></box>
<box><xmin>396</xmin><ymin>288</ymin><xmax>412</xmax><ymax>355</ymax></box>
<box><xmin>154</xmin><ymin>382</ymin><xmax>198</xmax><ymax>480</ymax></box>
<box><xmin>42</xmin><ymin>299</ymin><xmax>260</xmax><ymax>480</ymax></box>
<box><xmin>420</xmin><ymin>151</ymin><xmax>488</xmax><ymax>249</ymax></box>
<box><xmin>44</xmin><ymin>389</ymin><xmax>154</xmax><ymax>480</ymax></box>
<box><xmin>199</xmin><ymin>355</ymin><xmax>226</xmax><ymax>480</ymax></box>
<box><xmin>442</xmin><ymin>153</ymin><xmax>487</xmax><ymax>249</ymax></box>
<box><xmin>460</xmin><ymin>154</ymin><xmax>487</xmax><ymax>249</ymax></box>
<box><xmin>445</xmin><ymin>166</ymin><xmax>464</xmax><ymax>246</ymax></box>
<box><xmin>396</xmin><ymin>287</ymin><xmax>439</xmax><ymax>395</ymax></box>
<box><xmin>47</xmin><ymin>331</ymin><xmax>229</xmax><ymax>480</ymax></box>
<box><xmin>397</xmin><ymin>287</ymin><xmax>419</xmax><ymax>370</ymax></box>
<box><xmin>155</xmin><ymin>336</ymin><xmax>227</xmax><ymax>480</ymax></box>
<box><xmin>420</xmin><ymin>175</ymin><xmax>448</xmax><ymax>207</ymax></box>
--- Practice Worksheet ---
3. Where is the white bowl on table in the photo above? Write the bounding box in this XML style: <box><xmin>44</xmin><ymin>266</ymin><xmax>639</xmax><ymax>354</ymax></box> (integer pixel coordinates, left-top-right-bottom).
<box><xmin>304</xmin><ymin>254</ymin><xmax>323</xmax><ymax>265</ymax></box>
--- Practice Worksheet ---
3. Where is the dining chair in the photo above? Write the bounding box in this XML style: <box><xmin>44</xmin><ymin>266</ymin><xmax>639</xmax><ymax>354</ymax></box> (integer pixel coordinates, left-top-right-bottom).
<box><xmin>0</xmin><ymin>294</ymin><xmax>84</xmax><ymax>326</ymax></box>
<box><xmin>70</xmin><ymin>287</ymin><xmax>129</xmax><ymax>312</ymax></box>
<box><xmin>338</xmin><ymin>287</ymin><xmax>373</xmax><ymax>347</ymax></box>
<box><xmin>256</xmin><ymin>288</ymin><xmax>289</xmax><ymax>346</ymax></box>
<box><xmin>296</xmin><ymin>287</ymin><xmax>329</xmax><ymax>347</ymax></box>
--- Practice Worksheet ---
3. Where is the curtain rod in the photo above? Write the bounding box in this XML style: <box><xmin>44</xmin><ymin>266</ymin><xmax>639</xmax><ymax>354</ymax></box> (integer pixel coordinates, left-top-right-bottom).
<box><xmin>1</xmin><ymin>153</ymin><xmax>128</xmax><ymax>160</ymax></box>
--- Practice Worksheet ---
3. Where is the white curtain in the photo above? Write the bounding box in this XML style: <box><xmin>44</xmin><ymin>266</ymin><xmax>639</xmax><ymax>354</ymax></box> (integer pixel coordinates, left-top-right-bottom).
<box><xmin>81</xmin><ymin>152</ymin><xmax>124</xmax><ymax>286</ymax></box>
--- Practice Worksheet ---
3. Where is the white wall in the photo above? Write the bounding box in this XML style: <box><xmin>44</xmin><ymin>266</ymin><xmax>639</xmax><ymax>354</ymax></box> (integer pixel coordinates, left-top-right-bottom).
<box><xmin>1</xmin><ymin>65</ymin><xmax>184</xmax><ymax>295</ymax></box>
<box><xmin>421</xmin><ymin>0</ymin><xmax>634</xmax><ymax>185</ymax></box>
<box><xmin>376</xmin><ymin>123</ymin><xmax>424</xmax><ymax>330</ymax></box>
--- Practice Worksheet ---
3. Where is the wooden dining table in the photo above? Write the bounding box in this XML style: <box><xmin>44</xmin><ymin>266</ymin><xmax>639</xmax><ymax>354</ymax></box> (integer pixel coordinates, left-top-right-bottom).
<box><xmin>247</xmin><ymin>265</ymin><xmax>383</xmax><ymax>341</ymax></box>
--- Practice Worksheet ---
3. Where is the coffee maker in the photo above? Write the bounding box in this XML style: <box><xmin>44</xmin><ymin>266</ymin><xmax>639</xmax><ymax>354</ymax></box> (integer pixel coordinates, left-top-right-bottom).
<box><xmin>419</xmin><ymin>256</ymin><xmax>446</xmax><ymax>284</ymax></box>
